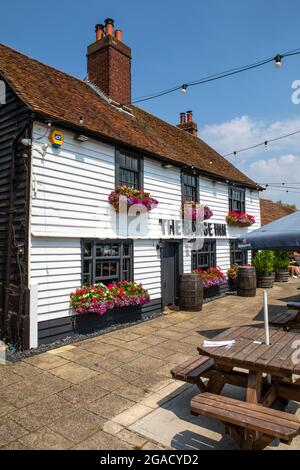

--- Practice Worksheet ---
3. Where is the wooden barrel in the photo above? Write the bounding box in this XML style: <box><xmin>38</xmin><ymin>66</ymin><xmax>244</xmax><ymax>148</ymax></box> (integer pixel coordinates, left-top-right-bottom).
<box><xmin>275</xmin><ymin>269</ymin><xmax>289</xmax><ymax>283</ymax></box>
<box><xmin>257</xmin><ymin>273</ymin><xmax>275</xmax><ymax>288</ymax></box>
<box><xmin>237</xmin><ymin>266</ymin><xmax>257</xmax><ymax>297</ymax></box>
<box><xmin>179</xmin><ymin>274</ymin><xmax>203</xmax><ymax>311</ymax></box>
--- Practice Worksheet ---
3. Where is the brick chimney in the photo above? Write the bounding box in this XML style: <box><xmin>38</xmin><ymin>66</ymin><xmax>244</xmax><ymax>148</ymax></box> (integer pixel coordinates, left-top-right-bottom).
<box><xmin>176</xmin><ymin>111</ymin><xmax>198</xmax><ymax>136</ymax></box>
<box><xmin>87</xmin><ymin>18</ymin><xmax>132</xmax><ymax>104</ymax></box>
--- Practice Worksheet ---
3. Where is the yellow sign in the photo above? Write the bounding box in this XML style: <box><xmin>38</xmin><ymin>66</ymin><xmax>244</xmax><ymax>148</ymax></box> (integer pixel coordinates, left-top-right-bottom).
<box><xmin>49</xmin><ymin>129</ymin><xmax>64</xmax><ymax>148</ymax></box>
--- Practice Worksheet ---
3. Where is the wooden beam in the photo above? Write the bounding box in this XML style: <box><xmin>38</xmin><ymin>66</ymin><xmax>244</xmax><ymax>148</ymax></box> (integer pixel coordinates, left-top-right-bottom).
<box><xmin>253</xmin><ymin>434</ymin><xmax>274</xmax><ymax>450</ymax></box>
<box><xmin>276</xmin><ymin>382</ymin><xmax>300</xmax><ymax>402</ymax></box>
<box><xmin>261</xmin><ymin>386</ymin><xmax>277</xmax><ymax>408</ymax></box>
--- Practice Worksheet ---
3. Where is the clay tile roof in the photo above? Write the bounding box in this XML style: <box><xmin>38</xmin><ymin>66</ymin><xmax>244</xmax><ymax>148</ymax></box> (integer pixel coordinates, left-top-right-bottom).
<box><xmin>260</xmin><ymin>198</ymin><xmax>296</xmax><ymax>226</ymax></box>
<box><xmin>0</xmin><ymin>43</ymin><xmax>257</xmax><ymax>187</ymax></box>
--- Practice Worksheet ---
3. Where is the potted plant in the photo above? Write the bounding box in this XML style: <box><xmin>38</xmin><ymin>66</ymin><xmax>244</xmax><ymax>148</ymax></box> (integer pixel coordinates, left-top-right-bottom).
<box><xmin>227</xmin><ymin>264</ymin><xmax>239</xmax><ymax>291</ymax></box>
<box><xmin>194</xmin><ymin>267</ymin><xmax>228</xmax><ymax>299</ymax></box>
<box><xmin>108</xmin><ymin>186</ymin><xmax>158</xmax><ymax>212</ymax></box>
<box><xmin>253</xmin><ymin>250</ymin><xmax>275</xmax><ymax>288</ymax></box>
<box><xmin>226</xmin><ymin>211</ymin><xmax>255</xmax><ymax>227</ymax></box>
<box><xmin>273</xmin><ymin>250</ymin><xmax>291</xmax><ymax>282</ymax></box>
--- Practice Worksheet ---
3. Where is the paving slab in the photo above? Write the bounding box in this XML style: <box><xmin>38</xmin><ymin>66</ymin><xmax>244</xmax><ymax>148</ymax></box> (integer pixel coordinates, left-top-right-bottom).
<box><xmin>48</xmin><ymin>362</ymin><xmax>99</xmax><ymax>384</ymax></box>
<box><xmin>86</xmin><ymin>393</ymin><xmax>135</xmax><ymax>419</ymax></box>
<box><xmin>49</xmin><ymin>410</ymin><xmax>106</xmax><ymax>443</ymax></box>
<box><xmin>71</xmin><ymin>430</ymin><xmax>132</xmax><ymax>450</ymax></box>
<box><xmin>24</xmin><ymin>353</ymin><xmax>70</xmax><ymax>370</ymax></box>
<box><xmin>8</xmin><ymin>395</ymin><xmax>77</xmax><ymax>432</ymax></box>
<box><xmin>19</xmin><ymin>427</ymin><xmax>72</xmax><ymax>450</ymax></box>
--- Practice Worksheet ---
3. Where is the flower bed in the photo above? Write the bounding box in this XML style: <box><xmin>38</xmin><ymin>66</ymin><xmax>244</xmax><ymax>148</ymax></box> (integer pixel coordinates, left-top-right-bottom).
<box><xmin>226</xmin><ymin>211</ymin><xmax>255</xmax><ymax>227</ymax></box>
<box><xmin>70</xmin><ymin>281</ymin><xmax>150</xmax><ymax>316</ymax></box>
<box><xmin>182</xmin><ymin>201</ymin><xmax>213</xmax><ymax>220</ymax></box>
<box><xmin>108</xmin><ymin>186</ymin><xmax>158</xmax><ymax>212</ymax></box>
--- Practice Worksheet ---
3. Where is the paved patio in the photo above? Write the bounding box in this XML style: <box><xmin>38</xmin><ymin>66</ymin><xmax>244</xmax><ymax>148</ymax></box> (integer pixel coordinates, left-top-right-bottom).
<box><xmin>0</xmin><ymin>280</ymin><xmax>299</xmax><ymax>450</ymax></box>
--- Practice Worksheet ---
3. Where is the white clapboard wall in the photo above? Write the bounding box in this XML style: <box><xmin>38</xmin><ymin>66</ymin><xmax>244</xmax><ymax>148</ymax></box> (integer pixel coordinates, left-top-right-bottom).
<box><xmin>30</xmin><ymin>122</ymin><xmax>260</xmax><ymax>322</ymax></box>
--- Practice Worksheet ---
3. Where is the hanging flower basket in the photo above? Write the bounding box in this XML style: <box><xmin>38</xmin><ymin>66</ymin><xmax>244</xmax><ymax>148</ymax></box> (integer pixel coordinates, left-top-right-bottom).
<box><xmin>226</xmin><ymin>211</ymin><xmax>255</xmax><ymax>227</ymax></box>
<box><xmin>182</xmin><ymin>201</ymin><xmax>213</xmax><ymax>220</ymax></box>
<box><xmin>108</xmin><ymin>186</ymin><xmax>158</xmax><ymax>212</ymax></box>
<box><xmin>70</xmin><ymin>281</ymin><xmax>150</xmax><ymax>316</ymax></box>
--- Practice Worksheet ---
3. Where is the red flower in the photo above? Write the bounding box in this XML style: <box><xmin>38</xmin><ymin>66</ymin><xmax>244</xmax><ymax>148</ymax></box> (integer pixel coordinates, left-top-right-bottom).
<box><xmin>117</xmin><ymin>281</ymin><xmax>123</xmax><ymax>287</ymax></box>
<box><xmin>107</xmin><ymin>283</ymin><xmax>115</xmax><ymax>290</ymax></box>
<box><xmin>118</xmin><ymin>288</ymin><xmax>124</xmax><ymax>296</ymax></box>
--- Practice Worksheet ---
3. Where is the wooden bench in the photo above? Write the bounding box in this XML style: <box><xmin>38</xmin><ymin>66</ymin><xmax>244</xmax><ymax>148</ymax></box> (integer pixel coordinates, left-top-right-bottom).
<box><xmin>191</xmin><ymin>392</ymin><xmax>300</xmax><ymax>450</ymax></box>
<box><xmin>270</xmin><ymin>302</ymin><xmax>300</xmax><ymax>329</ymax></box>
<box><xmin>269</xmin><ymin>311</ymin><xmax>298</xmax><ymax>330</ymax></box>
<box><xmin>287</xmin><ymin>301</ymin><xmax>300</xmax><ymax>311</ymax></box>
<box><xmin>171</xmin><ymin>355</ymin><xmax>214</xmax><ymax>392</ymax></box>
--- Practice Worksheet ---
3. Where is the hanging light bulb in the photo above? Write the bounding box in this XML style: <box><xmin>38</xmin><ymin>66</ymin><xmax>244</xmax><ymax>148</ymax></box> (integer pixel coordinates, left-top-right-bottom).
<box><xmin>264</xmin><ymin>141</ymin><xmax>268</xmax><ymax>147</ymax></box>
<box><xmin>274</xmin><ymin>55</ymin><xmax>282</xmax><ymax>68</ymax></box>
<box><xmin>181</xmin><ymin>84</ymin><xmax>188</xmax><ymax>94</ymax></box>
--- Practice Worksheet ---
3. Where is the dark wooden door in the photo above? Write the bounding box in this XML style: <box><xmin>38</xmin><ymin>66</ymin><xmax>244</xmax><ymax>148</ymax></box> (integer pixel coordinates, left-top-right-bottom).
<box><xmin>161</xmin><ymin>242</ymin><xmax>178</xmax><ymax>307</ymax></box>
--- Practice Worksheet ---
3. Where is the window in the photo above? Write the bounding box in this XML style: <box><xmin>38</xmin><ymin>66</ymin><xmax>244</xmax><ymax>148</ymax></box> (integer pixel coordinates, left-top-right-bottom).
<box><xmin>116</xmin><ymin>150</ymin><xmax>143</xmax><ymax>189</ymax></box>
<box><xmin>182</xmin><ymin>173</ymin><xmax>198</xmax><ymax>202</ymax></box>
<box><xmin>230</xmin><ymin>240</ymin><xmax>248</xmax><ymax>266</ymax></box>
<box><xmin>82</xmin><ymin>240</ymin><xmax>133</xmax><ymax>285</ymax></box>
<box><xmin>229</xmin><ymin>187</ymin><xmax>245</xmax><ymax>213</ymax></box>
<box><xmin>192</xmin><ymin>240</ymin><xmax>216</xmax><ymax>271</ymax></box>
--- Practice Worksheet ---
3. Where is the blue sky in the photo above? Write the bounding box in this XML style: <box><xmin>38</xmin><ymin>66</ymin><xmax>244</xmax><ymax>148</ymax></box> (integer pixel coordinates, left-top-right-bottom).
<box><xmin>2</xmin><ymin>0</ymin><xmax>300</xmax><ymax>205</ymax></box>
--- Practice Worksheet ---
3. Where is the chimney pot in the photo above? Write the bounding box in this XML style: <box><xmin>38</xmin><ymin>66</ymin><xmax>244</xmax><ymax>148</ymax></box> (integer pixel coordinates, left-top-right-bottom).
<box><xmin>95</xmin><ymin>24</ymin><xmax>104</xmax><ymax>41</ymax></box>
<box><xmin>187</xmin><ymin>110</ymin><xmax>193</xmax><ymax>123</ymax></box>
<box><xmin>105</xmin><ymin>18</ymin><xmax>115</xmax><ymax>36</ymax></box>
<box><xmin>115</xmin><ymin>29</ymin><xmax>123</xmax><ymax>41</ymax></box>
<box><xmin>180</xmin><ymin>112</ymin><xmax>186</xmax><ymax>125</ymax></box>
<box><xmin>87</xmin><ymin>19</ymin><xmax>132</xmax><ymax>104</ymax></box>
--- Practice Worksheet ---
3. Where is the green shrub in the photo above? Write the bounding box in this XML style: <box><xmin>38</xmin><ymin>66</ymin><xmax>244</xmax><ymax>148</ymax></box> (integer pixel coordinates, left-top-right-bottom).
<box><xmin>253</xmin><ymin>250</ymin><xmax>275</xmax><ymax>275</ymax></box>
<box><xmin>273</xmin><ymin>250</ymin><xmax>291</xmax><ymax>272</ymax></box>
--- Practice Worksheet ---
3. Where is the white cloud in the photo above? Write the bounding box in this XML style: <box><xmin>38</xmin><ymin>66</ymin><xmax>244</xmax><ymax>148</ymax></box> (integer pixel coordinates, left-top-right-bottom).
<box><xmin>201</xmin><ymin>115</ymin><xmax>300</xmax><ymax>159</ymax></box>
<box><xmin>248</xmin><ymin>154</ymin><xmax>300</xmax><ymax>207</ymax></box>
<box><xmin>201</xmin><ymin>115</ymin><xmax>300</xmax><ymax>207</ymax></box>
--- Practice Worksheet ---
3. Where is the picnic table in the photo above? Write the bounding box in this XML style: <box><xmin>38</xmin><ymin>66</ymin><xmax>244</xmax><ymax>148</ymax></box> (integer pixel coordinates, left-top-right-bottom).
<box><xmin>191</xmin><ymin>326</ymin><xmax>300</xmax><ymax>449</ymax></box>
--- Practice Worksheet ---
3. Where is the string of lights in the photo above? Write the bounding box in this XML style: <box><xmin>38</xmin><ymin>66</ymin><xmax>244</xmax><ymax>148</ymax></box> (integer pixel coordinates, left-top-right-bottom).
<box><xmin>258</xmin><ymin>182</ymin><xmax>300</xmax><ymax>185</ymax></box>
<box><xmin>223</xmin><ymin>128</ymin><xmax>300</xmax><ymax>158</ymax></box>
<box><xmin>264</xmin><ymin>185</ymin><xmax>300</xmax><ymax>190</ymax></box>
<box><xmin>131</xmin><ymin>47</ymin><xmax>300</xmax><ymax>104</ymax></box>
<box><xmin>261</xmin><ymin>187</ymin><xmax>300</xmax><ymax>194</ymax></box>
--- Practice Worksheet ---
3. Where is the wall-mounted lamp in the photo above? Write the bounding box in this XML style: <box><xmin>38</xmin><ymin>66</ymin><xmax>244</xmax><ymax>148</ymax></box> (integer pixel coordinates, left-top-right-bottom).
<box><xmin>156</xmin><ymin>240</ymin><xmax>166</xmax><ymax>250</ymax></box>
<box><xmin>162</xmin><ymin>163</ymin><xmax>174</xmax><ymax>169</ymax></box>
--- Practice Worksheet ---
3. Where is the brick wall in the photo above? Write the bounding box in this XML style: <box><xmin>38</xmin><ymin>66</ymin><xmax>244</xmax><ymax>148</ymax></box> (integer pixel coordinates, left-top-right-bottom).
<box><xmin>87</xmin><ymin>36</ymin><xmax>131</xmax><ymax>104</ymax></box>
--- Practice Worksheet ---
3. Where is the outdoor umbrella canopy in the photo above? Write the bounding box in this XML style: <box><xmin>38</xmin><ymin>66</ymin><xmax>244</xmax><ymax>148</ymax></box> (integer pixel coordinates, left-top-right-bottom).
<box><xmin>238</xmin><ymin>210</ymin><xmax>300</xmax><ymax>250</ymax></box>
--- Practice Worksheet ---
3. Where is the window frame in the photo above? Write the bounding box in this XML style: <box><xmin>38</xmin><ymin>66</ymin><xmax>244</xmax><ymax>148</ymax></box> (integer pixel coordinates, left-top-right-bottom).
<box><xmin>181</xmin><ymin>172</ymin><xmax>199</xmax><ymax>203</ymax></box>
<box><xmin>81</xmin><ymin>240</ymin><xmax>134</xmax><ymax>286</ymax></box>
<box><xmin>230</xmin><ymin>239</ymin><xmax>248</xmax><ymax>266</ymax></box>
<box><xmin>192</xmin><ymin>240</ymin><xmax>216</xmax><ymax>271</ymax></box>
<box><xmin>115</xmin><ymin>149</ymin><xmax>144</xmax><ymax>189</ymax></box>
<box><xmin>228</xmin><ymin>187</ymin><xmax>246</xmax><ymax>214</ymax></box>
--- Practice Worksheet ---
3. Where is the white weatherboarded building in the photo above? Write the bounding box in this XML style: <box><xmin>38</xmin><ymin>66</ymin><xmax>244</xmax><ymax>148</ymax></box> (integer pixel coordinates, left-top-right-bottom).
<box><xmin>0</xmin><ymin>19</ymin><xmax>261</xmax><ymax>349</ymax></box>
